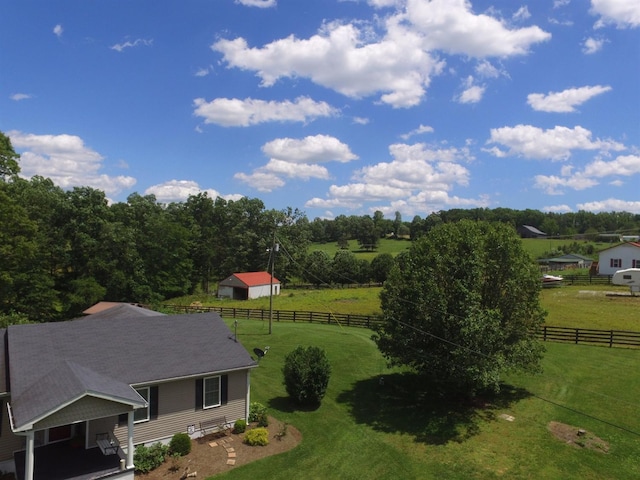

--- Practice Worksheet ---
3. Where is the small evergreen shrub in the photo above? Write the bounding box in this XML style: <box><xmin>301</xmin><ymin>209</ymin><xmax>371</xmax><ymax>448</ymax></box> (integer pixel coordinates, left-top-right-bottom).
<box><xmin>134</xmin><ymin>443</ymin><xmax>169</xmax><ymax>473</ymax></box>
<box><xmin>169</xmin><ymin>432</ymin><xmax>191</xmax><ymax>456</ymax></box>
<box><xmin>283</xmin><ymin>345</ymin><xmax>331</xmax><ymax>406</ymax></box>
<box><xmin>244</xmin><ymin>427</ymin><xmax>269</xmax><ymax>446</ymax></box>
<box><xmin>233</xmin><ymin>419</ymin><xmax>247</xmax><ymax>434</ymax></box>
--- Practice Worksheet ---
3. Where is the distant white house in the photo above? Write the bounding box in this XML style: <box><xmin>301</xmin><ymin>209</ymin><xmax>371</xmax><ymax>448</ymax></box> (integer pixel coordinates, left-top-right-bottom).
<box><xmin>217</xmin><ymin>272</ymin><xmax>280</xmax><ymax>300</ymax></box>
<box><xmin>597</xmin><ymin>242</ymin><xmax>640</xmax><ymax>276</ymax></box>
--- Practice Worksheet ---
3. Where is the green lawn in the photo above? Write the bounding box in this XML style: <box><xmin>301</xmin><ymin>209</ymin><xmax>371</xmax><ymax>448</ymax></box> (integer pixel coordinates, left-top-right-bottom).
<box><xmin>214</xmin><ymin>319</ymin><xmax>640</xmax><ymax>480</ymax></box>
<box><xmin>169</xmin><ymin>284</ymin><xmax>640</xmax><ymax>331</ymax></box>
<box><xmin>308</xmin><ymin>237</ymin><xmax>613</xmax><ymax>262</ymax></box>
<box><xmin>309</xmin><ymin>238</ymin><xmax>410</xmax><ymax>261</ymax></box>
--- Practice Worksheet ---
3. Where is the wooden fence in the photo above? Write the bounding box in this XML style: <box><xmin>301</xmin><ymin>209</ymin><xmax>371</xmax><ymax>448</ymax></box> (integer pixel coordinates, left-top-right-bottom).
<box><xmin>165</xmin><ymin>305</ymin><xmax>381</xmax><ymax>329</ymax></box>
<box><xmin>537</xmin><ymin>325</ymin><xmax>640</xmax><ymax>348</ymax></box>
<box><xmin>164</xmin><ymin>305</ymin><xmax>640</xmax><ymax>348</ymax></box>
<box><xmin>560</xmin><ymin>274</ymin><xmax>612</xmax><ymax>285</ymax></box>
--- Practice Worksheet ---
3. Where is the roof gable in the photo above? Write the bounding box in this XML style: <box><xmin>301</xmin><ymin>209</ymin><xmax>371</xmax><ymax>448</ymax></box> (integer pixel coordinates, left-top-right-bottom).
<box><xmin>598</xmin><ymin>242</ymin><xmax>640</xmax><ymax>254</ymax></box>
<box><xmin>11</xmin><ymin>360</ymin><xmax>144</xmax><ymax>430</ymax></box>
<box><xmin>7</xmin><ymin>312</ymin><xmax>257</xmax><ymax>431</ymax></box>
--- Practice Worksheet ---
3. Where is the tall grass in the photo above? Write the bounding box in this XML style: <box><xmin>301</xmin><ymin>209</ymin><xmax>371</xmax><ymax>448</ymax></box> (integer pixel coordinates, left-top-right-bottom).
<box><xmin>215</xmin><ymin>319</ymin><xmax>640</xmax><ymax>480</ymax></box>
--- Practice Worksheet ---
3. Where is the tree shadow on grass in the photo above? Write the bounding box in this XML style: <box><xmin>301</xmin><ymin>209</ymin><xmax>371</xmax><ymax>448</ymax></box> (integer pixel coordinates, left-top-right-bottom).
<box><xmin>335</xmin><ymin>372</ymin><xmax>531</xmax><ymax>445</ymax></box>
<box><xmin>268</xmin><ymin>396</ymin><xmax>322</xmax><ymax>414</ymax></box>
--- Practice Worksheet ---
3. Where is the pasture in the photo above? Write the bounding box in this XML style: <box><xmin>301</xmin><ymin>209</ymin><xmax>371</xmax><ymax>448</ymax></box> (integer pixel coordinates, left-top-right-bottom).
<box><xmin>215</xmin><ymin>319</ymin><xmax>640</xmax><ymax>480</ymax></box>
<box><xmin>307</xmin><ymin>237</ymin><xmax>609</xmax><ymax>262</ymax></box>
<box><xmin>170</xmin><ymin>284</ymin><xmax>640</xmax><ymax>332</ymax></box>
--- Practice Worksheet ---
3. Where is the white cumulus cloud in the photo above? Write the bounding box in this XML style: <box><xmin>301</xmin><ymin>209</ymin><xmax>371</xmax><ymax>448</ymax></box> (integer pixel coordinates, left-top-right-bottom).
<box><xmin>193</xmin><ymin>97</ymin><xmax>338</xmax><ymax>127</ymax></box>
<box><xmin>53</xmin><ymin>24</ymin><xmax>63</xmax><ymax>38</ymax></box>
<box><xmin>582</xmin><ymin>37</ymin><xmax>606</xmax><ymax>53</ymax></box>
<box><xmin>527</xmin><ymin>85</ymin><xmax>612</xmax><ymax>112</ymax></box>
<box><xmin>590</xmin><ymin>0</ymin><xmax>640</xmax><ymax>28</ymax></box>
<box><xmin>8</xmin><ymin>130</ymin><xmax>136</xmax><ymax>196</ymax></box>
<box><xmin>235</xmin><ymin>135</ymin><xmax>358</xmax><ymax>191</ymax></box>
<box><xmin>305</xmin><ymin>141</ymin><xmax>484</xmax><ymax>216</ymax></box>
<box><xmin>145</xmin><ymin>180</ymin><xmax>243</xmax><ymax>203</ymax></box>
<box><xmin>486</xmin><ymin>124</ymin><xmax>625</xmax><ymax>160</ymax></box>
<box><xmin>213</xmin><ymin>1</ymin><xmax>549</xmax><ymax>108</ymax></box>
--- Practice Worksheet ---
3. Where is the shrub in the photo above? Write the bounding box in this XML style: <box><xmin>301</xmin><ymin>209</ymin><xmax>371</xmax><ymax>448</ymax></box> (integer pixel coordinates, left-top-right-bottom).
<box><xmin>244</xmin><ymin>427</ymin><xmax>269</xmax><ymax>446</ymax></box>
<box><xmin>249</xmin><ymin>402</ymin><xmax>267</xmax><ymax>423</ymax></box>
<box><xmin>283</xmin><ymin>345</ymin><xmax>331</xmax><ymax>406</ymax></box>
<box><xmin>169</xmin><ymin>432</ymin><xmax>191</xmax><ymax>456</ymax></box>
<box><xmin>134</xmin><ymin>443</ymin><xmax>169</xmax><ymax>473</ymax></box>
<box><xmin>257</xmin><ymin>414</ymin><xmax>269</xmax><ymax>427</ymax></box>
<box><xmin>233</xmin><ymin>419</ymin><xmax>247</xmax><ymax>434</ymax></box>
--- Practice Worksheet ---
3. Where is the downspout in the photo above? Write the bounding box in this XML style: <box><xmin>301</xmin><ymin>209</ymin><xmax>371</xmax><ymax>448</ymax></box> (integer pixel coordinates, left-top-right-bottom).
<box><xmin>245</xmin><ymin>370</ymin><xmax>251</xmax><ymax>422</ymax></box>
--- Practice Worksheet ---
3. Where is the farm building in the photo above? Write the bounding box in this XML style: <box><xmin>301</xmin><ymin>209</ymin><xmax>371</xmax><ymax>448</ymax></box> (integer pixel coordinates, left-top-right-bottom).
<box><xmin>217</xmin><ymin>272</ymin><xmax>280</xmax><ymax>300</ymax></box>
<box><xmin>597</xmin><ymin>242</ymin><xmax>640</xmax><ymax>276</ymax></box>
<box><xmin>538</xmin><ymin>253</ymin><xmax>594</xmax><ymax>271</ymax></box>
<box><xmin>517</xmin><ymin>225</ymin><xmax>547</xmax><ymax>238</ymax></box>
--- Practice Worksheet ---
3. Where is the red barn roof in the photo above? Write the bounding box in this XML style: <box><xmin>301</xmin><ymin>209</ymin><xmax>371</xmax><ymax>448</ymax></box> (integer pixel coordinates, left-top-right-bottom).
<box><xmin>227</xmin><ymin>272</ymin><xmax>280</xmax><ymax>287</ymax></box>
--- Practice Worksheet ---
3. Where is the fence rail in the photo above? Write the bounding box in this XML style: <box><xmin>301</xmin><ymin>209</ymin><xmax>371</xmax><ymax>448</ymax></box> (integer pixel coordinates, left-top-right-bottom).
<box><xmin>537</xmin><ymin>325</ymin><xmax>640</xmax><ymax>347</ymax></box>
<box><xmin>164</xmin><ymin>304</ymin><xmax>640</xmax><ymax>348</ymax></box>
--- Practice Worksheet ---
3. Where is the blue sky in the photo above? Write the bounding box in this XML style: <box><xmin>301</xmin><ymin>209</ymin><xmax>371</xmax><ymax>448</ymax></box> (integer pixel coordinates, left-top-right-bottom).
<box><xmin>2</xmin><ymin>0</ymin><xmax>639</xmax><ymax>219</ymax></box>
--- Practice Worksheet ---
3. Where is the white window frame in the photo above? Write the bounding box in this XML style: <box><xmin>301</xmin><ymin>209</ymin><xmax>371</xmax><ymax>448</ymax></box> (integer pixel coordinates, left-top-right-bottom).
<box><xmin>134</xmin><ymin>387</ymin><xmax>150</xmax><ymax>423</ymax></box>
<box><xmin>610</xmin><ymin>258</ymin><xmax>622</xmax><ymax>268</ymax></box>
<box><xmin>203</xmin><ymin>376</ymin><xmax>221</xmax><ymax>409</ymax></box>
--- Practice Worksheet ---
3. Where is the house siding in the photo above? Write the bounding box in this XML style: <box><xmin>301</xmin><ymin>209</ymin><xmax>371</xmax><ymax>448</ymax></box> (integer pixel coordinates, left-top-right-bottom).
<box><xmin>112</xmin><ymin>371</ymin><xmax>248</xmax><ymax>446</ymax></box>
<box><xmin>33</xmin><ymin>396</ymin><xmax>131</xmax><ymax>431</ymax></box>
<box><xmin>0</xmin><ymin>398</ymin><xmax>24</xmax><ymax>464</ymax></box>
<box><xmin>598</xmin><ymin>244</ymin><xmax>640</xmax><ymax>275</ymax></box>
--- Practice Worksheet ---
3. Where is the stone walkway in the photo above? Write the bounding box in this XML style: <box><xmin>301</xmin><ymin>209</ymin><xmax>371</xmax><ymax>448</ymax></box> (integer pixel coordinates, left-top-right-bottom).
<box><xmin>209</xmin><ymin>436</ymin><xmax>237</xmax><ymax>466</ymax></box>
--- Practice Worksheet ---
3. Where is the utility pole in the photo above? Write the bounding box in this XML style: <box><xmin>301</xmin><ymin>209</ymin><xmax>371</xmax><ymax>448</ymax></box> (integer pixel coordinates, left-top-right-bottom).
<box><xmin>268</xmin><ymin>227</ymin><xmax>279</xmax><ymax>335</ymax></box>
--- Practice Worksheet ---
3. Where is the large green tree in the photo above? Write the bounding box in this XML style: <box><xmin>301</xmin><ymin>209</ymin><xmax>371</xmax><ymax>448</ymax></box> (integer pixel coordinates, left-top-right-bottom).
<box><xmin>374</xmin><ymin>220</ymin><xmax>545</xmax><ymax>396</ymax></box>
<box><xmin>0</xmin><ymin>131</ymin><xmax>20</xmax><ymax>179</ymax></box>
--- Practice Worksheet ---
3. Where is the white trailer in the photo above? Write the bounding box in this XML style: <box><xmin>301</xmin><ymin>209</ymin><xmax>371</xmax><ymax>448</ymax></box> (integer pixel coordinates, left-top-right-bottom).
<box><xmin>612</xmin><ymin>268</ymin><xmax>640</xmax><ymax>293</ymax></box>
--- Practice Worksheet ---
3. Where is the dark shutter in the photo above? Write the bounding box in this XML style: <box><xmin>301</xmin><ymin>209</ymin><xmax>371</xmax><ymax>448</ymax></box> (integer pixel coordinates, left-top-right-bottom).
<box><xmin>150</xmin><ymin>386</ymin><xmax>159</xmax><ymax>419</ymax></box>
<box><xmin>195</xmin><ymin>378</ymin><xmax>203</xmax><ymax>410</ymax></box>
<box><xmin>221</xmin><ymin>375</ymin><xmax>228</xmax><ymax>405</ymax></box>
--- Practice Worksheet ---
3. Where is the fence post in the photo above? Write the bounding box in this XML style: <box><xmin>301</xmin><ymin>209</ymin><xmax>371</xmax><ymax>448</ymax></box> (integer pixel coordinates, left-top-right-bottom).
<box><xmin>543</xmin><ymin>326</ymin><xmax>547</xmax><ymax>342</ymax></box>
<box><xmin>575</xmin><ymin>328</ymin><xmax>579</xmax><ymax>345</ymax></box>
<box><xmin>610</xmin><ymin>330</ymin><xmax>614</xmax><ymax>348</ymax></box>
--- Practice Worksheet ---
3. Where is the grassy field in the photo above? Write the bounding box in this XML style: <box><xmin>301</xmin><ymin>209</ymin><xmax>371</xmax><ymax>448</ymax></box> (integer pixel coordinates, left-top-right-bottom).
<box><xmin>212</xmin><ymin>319</ymin><xmax>640</xmax><ymax>480</ymax></box>
<box><xmin>169</xmin><ymin>284</ymin><xmax>640</xmax><ymax>331</ymax></box>
<box><xmin>308</xmin><ymin>237</ymin><xmax>612</xmax><ymax>261</ymax></box>
<box><xmin>309</xmin><ymin>238</ymin><xmax>410</xmax><ymax>261</ymax></box>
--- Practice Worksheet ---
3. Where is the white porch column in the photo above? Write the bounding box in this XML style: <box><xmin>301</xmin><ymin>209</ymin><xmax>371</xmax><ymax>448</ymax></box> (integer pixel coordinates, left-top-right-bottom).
<box><xmin>24</xmin><ymin>430</ymin><xmax>35</xmax><ymax>480</ymax></box>
<box><xmin>245</xmin><ymin>370</ymin><xmax>251</xmax><ymax>422</ymax></box>
<box><xmin>126</xmin><ymin>411</ymin><xmax>134</xmax><ymax>469</ymax></box>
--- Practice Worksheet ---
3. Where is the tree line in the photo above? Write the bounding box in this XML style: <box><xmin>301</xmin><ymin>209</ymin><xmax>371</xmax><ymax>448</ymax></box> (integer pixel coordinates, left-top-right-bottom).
<box><xmin>2</xmin><ymin>130</ymin><xmax>639</xmax><ymax>322</ymax></box>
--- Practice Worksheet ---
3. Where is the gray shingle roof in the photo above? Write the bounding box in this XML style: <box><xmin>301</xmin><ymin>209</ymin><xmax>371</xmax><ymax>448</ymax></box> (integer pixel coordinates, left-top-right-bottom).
<box><xmin>7</xmin><ymin>312</ymin><xmax>257</xmax><ymax>430</ymax></box>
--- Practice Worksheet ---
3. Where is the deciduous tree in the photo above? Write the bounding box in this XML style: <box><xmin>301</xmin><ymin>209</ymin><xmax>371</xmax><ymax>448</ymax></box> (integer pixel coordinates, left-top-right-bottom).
<box><xmin>374</xmin><ymin>220</ymin><xmax>545</xmax><ymax>396</ymax></box>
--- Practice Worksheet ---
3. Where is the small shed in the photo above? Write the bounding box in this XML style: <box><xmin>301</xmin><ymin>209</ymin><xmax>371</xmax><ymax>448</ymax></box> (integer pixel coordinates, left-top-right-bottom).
<box><xmin>217</xmin><ymin>272</ymin><xmax>280</xmax><ymax>300</ymax></box>
<box><xmin>517</xmin><ymin>225</ymin><xmax>547</xmax><ymax>238</ymax></box>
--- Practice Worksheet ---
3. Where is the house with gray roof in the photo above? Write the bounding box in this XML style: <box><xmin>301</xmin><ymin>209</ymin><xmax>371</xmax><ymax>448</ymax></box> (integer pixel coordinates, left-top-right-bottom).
<box><xmin>0</xmin><ymin>306</ymin><xmax>257</xmax><ymax>480</ymax></box>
